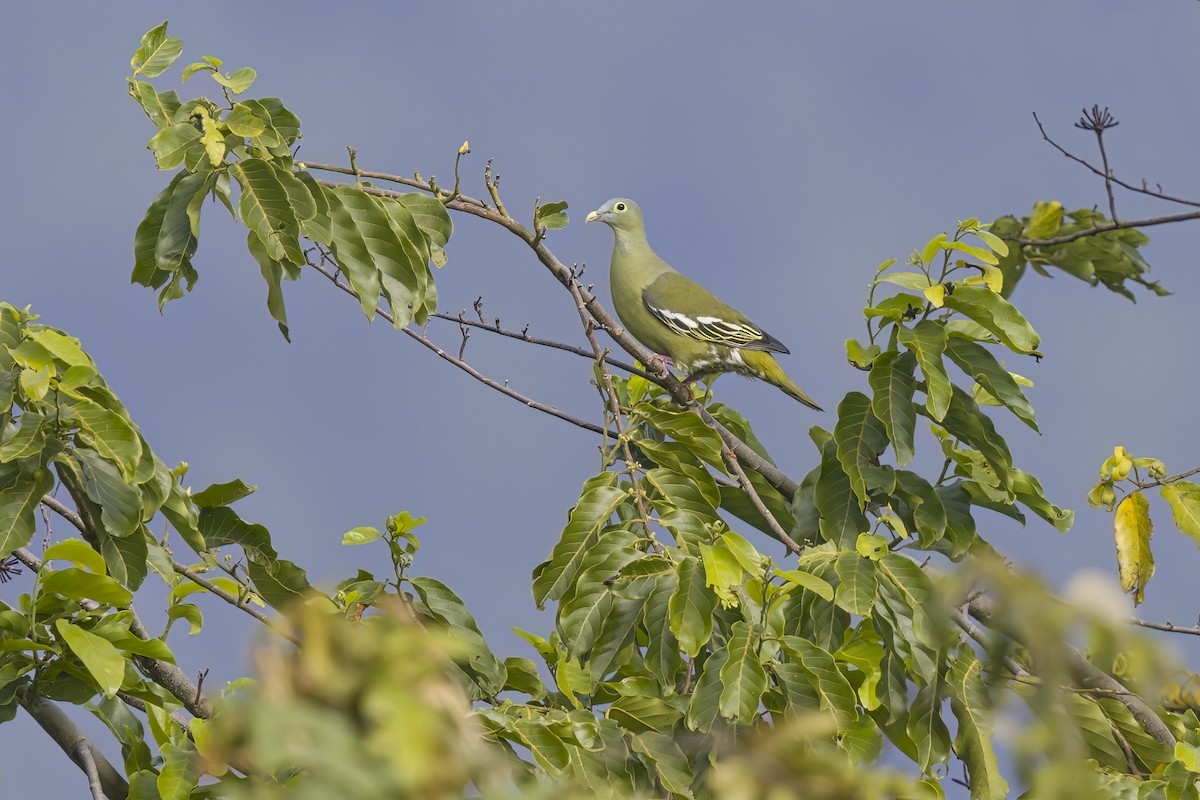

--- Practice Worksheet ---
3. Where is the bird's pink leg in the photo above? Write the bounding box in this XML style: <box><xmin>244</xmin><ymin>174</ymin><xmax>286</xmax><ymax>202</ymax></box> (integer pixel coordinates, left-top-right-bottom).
<box><xmin>648</xmin><ymin>354</ymin><xmax>674</xmax><ymax>378</ymax></box>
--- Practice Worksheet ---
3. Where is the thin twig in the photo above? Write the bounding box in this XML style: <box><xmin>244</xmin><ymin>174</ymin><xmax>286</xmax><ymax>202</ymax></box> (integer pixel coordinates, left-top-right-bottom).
<box><xmin>721</xmin><ymin>446</ymin><xmax>803</xmax><ymax>555</ymax></box>
<box><xmin>432</xmin><ymin>311</ymin><xmax>654</xmax><ymax>381</ymax></box>
<box><xmin>1013</xmin><ymin>209</ymin><xmax>1200</xmax><ymax>247</ymax></box>
<box><xmin>1128</xmin><ymin>617</ymin><xmax>1200</xmax><ymax>637</ymax></box>
<box><xmin>306</xmin><ymin>255</ymin><xmax>616</xmax><ymax>438</ymax></box>
<box><xmin>171</xmin><ymin>561</ymin><xmax>300</xmax><ymax>645</ymax></box>
<box><xmin>565</xmin><ymin>273</ymin><xmax>652</xmax><ymax>526</ymax></box>
<box><xmin>1033</xmin><ymin>112</ymin><xmax>1200</xmax><ymax>210</ymax></box>
<box><xmin>73</xmin><ymin>738</ymin><xmax>107</xmax><ymax>800</ymax></box>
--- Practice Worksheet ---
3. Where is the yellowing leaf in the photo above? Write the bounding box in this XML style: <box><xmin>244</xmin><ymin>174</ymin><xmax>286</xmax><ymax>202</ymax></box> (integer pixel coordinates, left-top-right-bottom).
<box><xmin>923</xmin><ymin>284</ymin><xmax>945</xmax><ymax>308</ymax></box>
<box><xmin>1161</xmin><ymin>481</ymin><xmax>1200</xmax><ymax>548</ymax></box>
<box><xmin>1025</xmin><ymin>200</ymin><xmax>1063</xmax><ymax>239</ymax></box>
<box><xmin>1114</xmin><ymin>492</ymin><xmax>1153</xmax><ymax>605</ymax></box>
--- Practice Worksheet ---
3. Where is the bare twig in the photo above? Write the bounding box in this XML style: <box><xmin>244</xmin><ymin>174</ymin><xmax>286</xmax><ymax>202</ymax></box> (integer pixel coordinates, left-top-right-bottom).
<box><xmin>433</xmin><ymin>311</ymin><xmax>654</xmax><ymax>381</ymax></box>
<box><xmin>564</xmin><ymin>273</ymin><xmax>652</xmax><ymax>525</ymax></box>
<box><xmin>721</xmin><ymin>446</ymin><xmax>802</xmax><ymax>555</ymax></box>
<box><xmin>1128</xmin><ymin>617</ymin><xmax>1200</xmax><ymax>637</ymax></box>
<box><xmin>1034</xmin><ymin>111</ymin><xmax>1200</xmax><ymax>210</ymax></box>
<box><xmin>306</xmin><ymin>255</ymin><xmax>615</xmax><ymax>438</ymax></box>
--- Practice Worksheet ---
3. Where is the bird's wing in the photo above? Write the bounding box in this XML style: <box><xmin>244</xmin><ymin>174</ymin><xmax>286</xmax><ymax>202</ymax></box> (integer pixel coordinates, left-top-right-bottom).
<box><xmin>641</xmin><ymin>272</ymin><xmax>790</xmax><ymax>354</ymax></box>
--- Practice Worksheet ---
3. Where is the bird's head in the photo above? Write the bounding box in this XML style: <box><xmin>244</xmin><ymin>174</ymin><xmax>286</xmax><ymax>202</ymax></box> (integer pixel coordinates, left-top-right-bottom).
<box><xmin>585</xmin><ymin>198</ymin><xmax>644</xmax><ymax>234</ymax></box>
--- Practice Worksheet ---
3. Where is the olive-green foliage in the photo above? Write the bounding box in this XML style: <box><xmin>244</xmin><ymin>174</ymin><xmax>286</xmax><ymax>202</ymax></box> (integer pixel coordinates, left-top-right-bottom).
<box><xmin>2</xmin><ymin>20</ymin><xmax>1199</xmax><ymax>800</ymax></box>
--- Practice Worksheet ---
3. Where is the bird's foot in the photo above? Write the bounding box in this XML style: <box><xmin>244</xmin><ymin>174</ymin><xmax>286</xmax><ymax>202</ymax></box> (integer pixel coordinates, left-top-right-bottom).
<box><xmin>648</xmin><ymin>354</ymin><xmax>674</xmax><ymax>378</ymax></box>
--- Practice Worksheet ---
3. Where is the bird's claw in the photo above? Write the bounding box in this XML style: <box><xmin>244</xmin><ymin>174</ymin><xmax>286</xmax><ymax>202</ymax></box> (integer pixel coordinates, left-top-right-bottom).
<box><xmin>649</xmin><ymin>354</ymin><xmax>674</xmax><ymax>378</ymax></box>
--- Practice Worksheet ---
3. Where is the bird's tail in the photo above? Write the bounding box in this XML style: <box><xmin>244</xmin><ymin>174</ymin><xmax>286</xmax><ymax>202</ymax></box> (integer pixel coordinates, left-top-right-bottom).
<box><xmin>742</xmin><ymin>350</ymin><xmax>823</xmax><ymax>412</ymax></box>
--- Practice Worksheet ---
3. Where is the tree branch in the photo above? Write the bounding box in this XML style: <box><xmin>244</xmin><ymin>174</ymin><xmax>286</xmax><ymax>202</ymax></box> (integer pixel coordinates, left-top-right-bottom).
<box><xmin>721</xmin><ymin>446</ymin><xmax>803</xmax><ymax>555</ymax></box>
<box><xmin>967</xmin><ymin>594</ymin><xmax>1176</xmax><ymax>748</ymax></box>
<box><xmin>171</xmin><ymin>561</ymin><xmax>301</xmax><ymax>646</ymax></box>
<box><xmin>1013</xmin><ymin>209</ymin><xmax>1200</xmax><ymax>247</ymax></box>
<box><xmin>18</xmin><ymin>687</ymin><xmax>129</xmax><ymax>800</ymax></box>
<box><xmin>302</xmin><ymin>163</ymin><xmax>791</xmax><ymax>498</ymax></box>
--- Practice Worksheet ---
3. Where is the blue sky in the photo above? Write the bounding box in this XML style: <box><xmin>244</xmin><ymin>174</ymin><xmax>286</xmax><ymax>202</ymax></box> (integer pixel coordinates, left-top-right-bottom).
<box><xmin>4</xmin><ymin>3</ymin><xmax>1200</xmax><ymax>794</ymax></box>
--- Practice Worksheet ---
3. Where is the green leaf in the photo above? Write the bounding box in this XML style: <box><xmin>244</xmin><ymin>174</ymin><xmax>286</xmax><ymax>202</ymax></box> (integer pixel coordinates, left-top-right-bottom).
<box><xmin>907</xmin><ymin>679</ymin><xmax>951</xmax><ymax>773</ymax></box>
<box><xmin>834</xmin><ymin>549</ymin><xmax>878</xmax><ymax>616</ymax></box>
<box><xmin>0</xmin><ymin>411</ymin><xmax>47</xmax><ymax>462</ymax></box>
<box><xmin>633</xmin><ymin>403</ymin><xmax>724</xmax><ymax>468</ymax></box>
<box><xmin>535</xmin><ymin>200</ymin><xmax>569</xmax><ymax>230</ymax></box>
<box><xmin>132</xmin><ymin>169</ymin><xmax>209</xmax><ymax>309</ymax></box>
<box><xmin>212</xmin><ymin>66</ymin><xmax>256</xmax><ymax>94</ymax></box>
<box><xmin>642</xmin><ymin>575</ymin><xmax>683</xmax><ymax>687</ymax></box>
<box><xmin>532</xmin><ymin>472</ymin><xmax>624</xmax><ymax>607</ymax></box>
<box><xmin>608</xmin><ymin>693</ymin><xmax>683</xmax><ymax>735</ymax></box>
<box><xmin>230</xmin><ymin>159</ymin><xmax>308</xmax><ymax>266</ymax></box>
<box><xmin>377</xmin><ymin>198</ymin><xmax>438</xmax><ymax>325</ymax></box>
<box><xmin>411</xmin><ymin>576</ymin><xmax>506</xmax><ymax>697</ymax></box>
<box><xmin>941</xmin><ymin>386</ymin><xmax>1013</xmax><ymax>494</ymax></box>
<box><xmin>191</xmin><ymin>478</ymin><xmax>257</xmax><ymax>508</ymax></box>
<box><xmin>686</xmin><ymin>647</ymin><xmax>728</xmax><ymax>732</ymax></box>
<box><xmin>898</xmin><ymin>320</ymin><xmax>952</xmax><ymax>422</ymax></box>
<box><xmin>396</xmin><ymin>193</ymin><xmax>453</xmax><ymax>267</ymax></box>
<box><xmin>147</xmin><ymin>123</ymin><xmax>202</xmax><ymax>171</ymax></box>
<box><xmin>167</xmin><ymin>604</ymin><xmax>203</xmax><ymax>636</ymax></box>
<box><xmin>341</xmin><ymin>526</ymin><xmax>381</xmax><ymax>545</ymax></box>
<box><xmin>834</xmin><ymin>392</ymin><xmax>890</xmax><ymax>507</ymax></box>
<box><xmin>127</xmin><ymin>79</ymin><xmax>181</xmax><ymax>129</ymax></box>
<box><xmin>780</xmin><ymin>635</ymin><xmax>859</xmax><ymax>728</ymax></box>
<box><xmin>868</xmin><ymin>350</ymin><xmax>917</xmax><ymax>466</ymax></box>
<box><xmin>157</xmin><ymin>741</ymin><xmax>200</xmax><ymax>800</ymax></box>
<box><xmin>775</xmin><ymin>567</ymin><xmax>835</xmax><ymax>602</ymax></box>
<box><xmin>949</xmin><ymin>649</ymin><xmax>1008</xmax><ymax>799</ymax></box>
<box><xmin>40</xmin><ymin>568</ymin><xmax>133</xmax><ymax>607</ymax></box>
<box><xmin>198</xmin><ymin>505</ymin><xmax>277</xmax><ymax>560</ymax></box>
<box><xmin>719</xmin><ymin>621</ymin><xmax>768</xmax><ymax>722</ymax></box>
<box><xmin>55</xmin><ymin>619</ymin><xmax>125</xmax><ymax>697</ymax></box>
<box><xmin>0</xmin><ymin>462</ymin><xmax>55</xmax><ymax>554</ymax></box>
<box><xmin>1011</xmin><ymin>469</ymin><xmax>1072</xmax><ymax>532</ymax></box>
<box><xmin>43</xmin><ymin>539</ymin><xmax>106</xmax><ymax>574</ymax></box>
<box><xmin>1115</xmin><ymin>492</ymin><xmax>1153</xmax><ymax>605</ymax></box>
<box><xmin>942</xmin><ymin>285</ymin><xmax>1040</xmax><ymax>354</ymax></box>
<box><xmin>669</xmin><ymin>556</ymin><xmax>716</xmax><ymax>658</ymax></box>
<box><xmin>893</xmin><ymin>470</ymin><xmax>948</xmax><ymax>546</ymax></box>
<box><xmin>814</xmin><ymin>439</ymin><xmax>868</xmax><ymax>548</ymax></box>
<box><xmin>246</xmin><ymin>557</ymin><xmax>311</xmax><ymax>610</ymax></box>
<box><xmin>1025</xmin><ymin>200</ymin><xmax>1063</xmax><ymax>239</ymax></box>
<box><xmin>130</xmin><ymin>21</ymin><xmax>183</xmax><ymax>78</ymax></box>
<box><xmin>501</xmin><ymin>657</ymin><xmax>546</xmax><ymax>700</ymax></box>
<box><xmin>631</xmin><ymin>732</ymin><xmax>694</xmax><ymax>798</ymax></box>
<box><xmin>944</xmin><ymin>337</ymin><xmax>1037</xmax><ymax>431</ymax></box>
<box><xmin>67</xmin><ymin>448</ymin><xmax>143</xmax><ymax>538</ymax></box>
<box><xmin>1162</xmin><ymin>481</ymin><xmax>1200</xmax><ymax>547</ymax></box>
<box><xmin>97</xmin><ymin>528</ymin><xmax>149</xmax><ymax>590</ymax></box>
<box><xmin>245</xmin><ymin>230</ymin><xmax>294</xmax><ymax>341</ymax></box>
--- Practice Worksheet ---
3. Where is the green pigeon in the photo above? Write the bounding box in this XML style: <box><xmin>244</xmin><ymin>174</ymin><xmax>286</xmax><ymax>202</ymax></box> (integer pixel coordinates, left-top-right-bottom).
<box><xmin>586</xmin><ymin>198</ymin><xmax>821</xmax><ymax>411</ymax></box>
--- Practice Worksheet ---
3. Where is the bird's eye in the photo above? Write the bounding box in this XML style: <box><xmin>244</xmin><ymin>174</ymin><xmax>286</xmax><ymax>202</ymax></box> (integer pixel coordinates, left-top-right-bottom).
<box><xmin>615</xmin><ymin>202</ymin><xmax>626</xmax><ymax>212</ymax></box>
